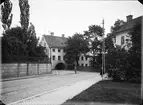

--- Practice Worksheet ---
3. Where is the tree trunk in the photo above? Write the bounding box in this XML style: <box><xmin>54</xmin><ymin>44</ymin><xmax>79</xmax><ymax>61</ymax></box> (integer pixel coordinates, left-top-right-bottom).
<box><xmin>76</xmin><ymin>56</ymin><xmax>79</xmax><ymax>67</ymax></box>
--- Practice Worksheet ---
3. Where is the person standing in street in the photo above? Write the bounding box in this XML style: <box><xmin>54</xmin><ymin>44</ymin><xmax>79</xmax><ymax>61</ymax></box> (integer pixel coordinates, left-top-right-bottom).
<box><xmin>74</xmin><ymin>64</ymin><xmax>77</xmax><ymax>74</ymax></box>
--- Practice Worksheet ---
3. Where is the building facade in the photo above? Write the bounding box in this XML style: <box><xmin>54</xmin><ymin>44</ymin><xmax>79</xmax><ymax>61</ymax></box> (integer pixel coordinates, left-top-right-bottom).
<box><xmin>113</xmin><ymin>15</ymin><xmax>142</xmax><ymax>50</ymax></box>
<box><xmin>40</xmin><ymin>34</ymin><xmax>91</xmax><ymax>69</ymax></box>
<box><xmin>78</xmin><ymin>54</ymin><xmax>92</xmax><ymax>67</ymax></box>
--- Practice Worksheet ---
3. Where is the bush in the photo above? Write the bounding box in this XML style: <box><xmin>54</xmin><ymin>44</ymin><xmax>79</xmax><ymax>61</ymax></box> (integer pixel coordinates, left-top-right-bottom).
<box><xmin>108</xmin><ymin>68</ymin><xmax>126</xmax><ymax>81</ymax></box>
<box><xmin>126</xmin><ymin>68</ymin><xmax>141</xmax><ymax>83</ymax></box>
<box><xmin>107</xmin><ymin>67</ymin><xmax>141</xmax><ymax>83</ymax></box>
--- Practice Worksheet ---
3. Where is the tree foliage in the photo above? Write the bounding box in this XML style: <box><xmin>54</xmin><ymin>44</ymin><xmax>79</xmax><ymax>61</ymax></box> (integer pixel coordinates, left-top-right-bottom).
<box><xmin>84</xmin><ymin>25</ymin><xmax>103</xmax><ymax>43</ymax></box>
<box><xmin>110</xmin><ymin>19</ymin><xmax>125</xmax><ymax>33</ymax></box>
<box><xmin>1</xmin><ymin>0</ymin><xmax>13</xmax><ymax>30</ymax></box>
<box><xmin>19</xmin><ymin>0</ymin><xmax>30</xmax><ymax>30</ymax></box>
<box><xmin>1</xmin><ymin>0</ymin><xmax>47</xmax><ymax>63</ymax></box>
<box><xmin>27</xmin><ymin>23</ymin><xmax>38</xmax><ymax>56</ymax></box>
<box><xmin>83</xmin><ymin>25</ymin><xmax>104</xmax><ymax>68</ymax></box>
<box><xmin>2</xmin><ymin>26</ymin><xmax>47</xmax><ymax>63</ymax></box>
<box><xmin>65</xmin><ymin>33</ymin><xmax>89</xmax><ymax>66</ymax></box>
<box><xmin>105</xmin><ymin>35</ymin><xmax>114</xmax><ymax>51</ymax></box>
<box><xmin>128</xmin><ymin>24</ymin><xmax>141</xmax><ymax>69</ymax></box>
<box><xmin>106</xmin><ymin>23</ymin><xmax>141</xmax><ymax>83</ymax></box>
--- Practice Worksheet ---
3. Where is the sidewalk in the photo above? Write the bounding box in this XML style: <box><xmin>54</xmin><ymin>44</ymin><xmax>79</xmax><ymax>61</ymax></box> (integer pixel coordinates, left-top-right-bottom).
<box><xmin>8</xmin><ymin>75</ymin><xmax>102</xmax><ymax>105</ymax></box>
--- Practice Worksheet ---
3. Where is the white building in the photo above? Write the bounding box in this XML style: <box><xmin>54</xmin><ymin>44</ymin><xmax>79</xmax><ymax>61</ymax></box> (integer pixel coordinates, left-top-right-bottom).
<box><xmin>113</xmin><ymin>15</ymin><xmax>142</xmax><ymax>49</ymax></box>
<box><xmin>40</xmin><ymin>34</ymin><xmax>92</xmax><ymax>69</ymax></box>
<box><xmin>78</xmin><ymin>54</ymin><xmax>92</xmax><ymax>67</ymax></box>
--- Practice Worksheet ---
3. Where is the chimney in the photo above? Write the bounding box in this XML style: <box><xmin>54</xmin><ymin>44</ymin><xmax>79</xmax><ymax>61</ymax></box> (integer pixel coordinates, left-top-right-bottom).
<box><xmin>126</xmin><ymin>15</ymin><xmax>133</xmax><ymax>22</ymax></box>
<box><xmin>62</xmin><ymin>34</ymin><xmax>65</xmax><ymax>38</ymax></box>
<box><xmin>50</xmin><ymin>32</ymin><xmax>54</xmax><ymax>36</ymax></box>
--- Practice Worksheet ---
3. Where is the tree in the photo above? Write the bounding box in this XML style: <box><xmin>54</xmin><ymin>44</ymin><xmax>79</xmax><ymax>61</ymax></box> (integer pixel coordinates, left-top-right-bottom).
<box><xmin>84</xmin><ymin>25</ymin><xmax>103</xmax><ymax>55</ymax></box>
<box><xmin>19</xmin><ymin>0</ymin><xmax>30</xmax><ymax>30</ymax></box>
<box><xmin>110</xmin><ymin>19</ymin><xmax>125</xmax><ymax>33</ymax></box>
<box><xmin>126</xmin><ymin>24</ymin><xmax>141</xmax><ymax>82</ymax></box>
<box><xmin>65</xmin><ymin>33</ymin><xmax>89</xmax><ymax>66</ymax></box>
<box><xmin>2</xmin><ymin>26</ymin><xmax>47</xmax><ymax>63</ymax></box>
<box><xmin>27</xmin><ymin>23</ymin><xmax>47</xmax><ymax>58</ymax></box>
<box><xmin>2</xmin><ymin>27</ymin><xmax>25</xmax><ymax>62</ymax></box>
<box><xmin>105</xmin><ymin>21</ymin><xmax>141</xmax><ymax>82</ymax></box>
<box><xmin>27</xmin><ymin>22</ymin><xmax>38</xmax><ymax>56</ymax></box>
<box><xmin>104</xmin><ymin>19</ymin><xmax>126</xmax><ymax>80</ymax></box>
<box><xmin>83</xmin><ymin>25</ymin><xmax>104</xmax><ymax>68</ymax></box>
<box><xmin>105</xmin><ymin>45</ymin><xmax>129</xmax><ymax>81</ymax></box>
<box><xmin>105</xmin><ymin>19</ymin><xmax>126</xmax><ymax>69</ymax></box>
<box><xmin>105</xmin><ymin>35</ymin><xmax>114</xmax><ymax>52</ymax></box>
<box><xmin>1</xmin><ymin>0</ymin><xmax>13</xmax><ymax>30</ymax></box>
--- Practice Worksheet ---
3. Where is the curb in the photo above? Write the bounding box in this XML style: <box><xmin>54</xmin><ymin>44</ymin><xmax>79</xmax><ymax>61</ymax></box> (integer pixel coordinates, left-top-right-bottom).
<box><xmin>7</xmin><ymin>76</ymin><xmax>102</xmax><ymax>105</ymax></box>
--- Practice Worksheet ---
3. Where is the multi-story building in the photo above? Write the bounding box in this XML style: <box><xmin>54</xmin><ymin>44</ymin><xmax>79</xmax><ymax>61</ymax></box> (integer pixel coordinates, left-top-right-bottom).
<box><xmin>40</xmin><ymin>34</ymin><xmax>91</xmax><ymax>69</ymax></box>
<box><xmin>113</xmin><ymin>15</ymin><xmax>142</xmax><ymax>49</ymax></box>
<box><xmin>78</xmin><ymin>54</ymin><xmax>91</xmax><ymax>67</ymax></box>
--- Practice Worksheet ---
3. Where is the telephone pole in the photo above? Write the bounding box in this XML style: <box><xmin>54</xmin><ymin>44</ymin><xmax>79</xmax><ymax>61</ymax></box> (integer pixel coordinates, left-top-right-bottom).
<box><xmin>102</xmin><ymin>19</ymin><xmax>105</xmax><ymax>79</ymax></box>
<box><xmin>141</xmin><ymin>17</ymin><xmax>143</xmax><ymax>104</ymax></box>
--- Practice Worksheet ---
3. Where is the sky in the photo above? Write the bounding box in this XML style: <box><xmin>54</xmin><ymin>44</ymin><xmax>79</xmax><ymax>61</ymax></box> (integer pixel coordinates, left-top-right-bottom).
<box><xmin>1</xmin><ymin>0</ymin><xmax>143</xmax><ymax>38</ymax></box>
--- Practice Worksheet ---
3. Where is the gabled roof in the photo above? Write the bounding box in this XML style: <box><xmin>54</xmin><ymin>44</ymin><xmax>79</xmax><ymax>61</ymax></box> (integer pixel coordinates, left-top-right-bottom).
<box><xmin>43</xmin><ymin>35</ymin><xmax>68</xmax><ymax>48</ymax></box>
<box><xmin>115</xmin><ymin>16</ymin><xmax>142</xmax><ymax>34</ymax></box>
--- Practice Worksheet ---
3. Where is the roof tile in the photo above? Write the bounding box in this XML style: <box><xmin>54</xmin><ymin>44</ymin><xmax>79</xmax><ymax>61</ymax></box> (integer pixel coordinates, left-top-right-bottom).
<box><xmin>43</xmin><ymin>35</ymin><xmax>67</xmax><ymax>48</ymax></box>
<box><xmin>115</xmin><ymin>16</ymin><xmax>142</xmax><ymax>34</ymax></box>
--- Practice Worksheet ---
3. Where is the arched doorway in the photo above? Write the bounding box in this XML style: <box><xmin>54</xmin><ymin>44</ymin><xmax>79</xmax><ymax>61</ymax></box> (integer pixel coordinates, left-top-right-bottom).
<box><xmin>55</xmin><ymin>63</ymin><xmax>66</xmax><ymax>70</ymax></box>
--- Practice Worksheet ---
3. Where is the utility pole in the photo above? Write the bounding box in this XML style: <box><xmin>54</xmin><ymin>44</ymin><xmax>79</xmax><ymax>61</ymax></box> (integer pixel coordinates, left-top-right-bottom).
<box><xmin>102</xmin><ymin>19</ymin><xmax>105</xmax><ymax>79</ymax></box>
<box><xmin>141</xmin><ymin>17</ymin><xmax>143</xmax><ymax>104</ymax></box>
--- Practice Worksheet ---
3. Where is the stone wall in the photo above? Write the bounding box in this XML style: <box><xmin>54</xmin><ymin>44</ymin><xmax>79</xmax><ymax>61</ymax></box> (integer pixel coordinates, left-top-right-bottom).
<box><xmin>1</xmin><ymin>63</ymin><xmax>51</xmax><ymax>79</ymax></box>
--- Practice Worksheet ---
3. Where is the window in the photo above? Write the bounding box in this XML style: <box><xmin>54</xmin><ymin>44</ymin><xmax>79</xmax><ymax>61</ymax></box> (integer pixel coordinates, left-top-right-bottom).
<box><xmin>58</xmin><ymin>49</ymin><xmax>61</xmax><ymax>52</ymax></box>
<box><xmin>85</xmin><ymin>56</ymin><xmax>88</xmax><ymax>60</ymax></box>
<box><xmin>86</xmin><ymin>64</ymin><xmax>88</xmax><ymax>67</ymax></box>
<box><xmin>81</xmin><ymin>64</ymin><xmax>84</xmax><ymax>67</ymax></box>
<box><xmin>81</xmin><ymin>56</ymin><xmax>84</xmax><ymax>60</ymax></box>
<box><xmin>121</xmin><ymin>36</ymin><xmax>124</xmax><ymax>45</ymax></box>
<box><xmin>58</xmin><ymin>56</ymin><xmax>61</xmax><ymax>60</ymax></box>
<box><xmin>53</xmin><ymin>56</ymin><xmax>55</xmax><ymax>60</ymax></box>
<box><xmin>53</xmin><ymin>49</ymin><xmax>55</xmax><ymax>52</ymax></box>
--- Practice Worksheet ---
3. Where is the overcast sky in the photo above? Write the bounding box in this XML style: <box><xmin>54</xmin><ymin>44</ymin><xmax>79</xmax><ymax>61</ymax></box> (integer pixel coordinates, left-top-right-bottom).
<box><xmin>1</xmin><ymin>0</ymin><xmax>143</xmax><ymax>37</ymax></box>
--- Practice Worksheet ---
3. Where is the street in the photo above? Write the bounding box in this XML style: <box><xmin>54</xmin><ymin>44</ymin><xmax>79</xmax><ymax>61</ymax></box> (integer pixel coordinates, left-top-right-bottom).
<box><xmin>1</xmin><ymin>70</ymin><xmax>100</xmax><ymax>104</ymax></box>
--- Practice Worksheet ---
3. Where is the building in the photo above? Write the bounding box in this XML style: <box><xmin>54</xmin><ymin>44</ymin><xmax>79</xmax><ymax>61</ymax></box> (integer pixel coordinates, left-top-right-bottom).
<box><xmin>40</xmin><ymin>34</ymin><xmax>91</xmax><ymax>69</ymax></box>
<box><xmin>113</xmin><ymin>15</ymin><xmax>142</xmax><ymax>49</ymax></box>
<box><xmin>78</xmin><ymin>54</ymin><xmax>92</xmax><ymax>67</ymax></box>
